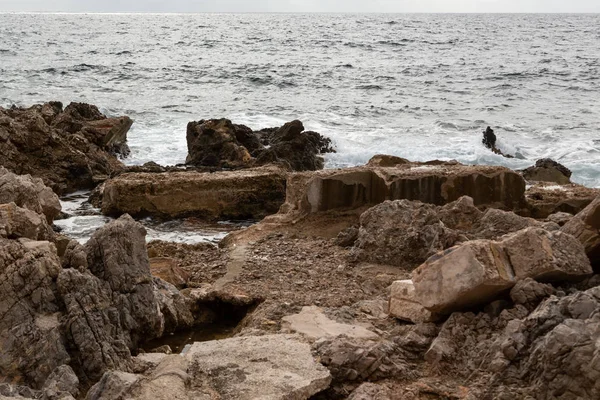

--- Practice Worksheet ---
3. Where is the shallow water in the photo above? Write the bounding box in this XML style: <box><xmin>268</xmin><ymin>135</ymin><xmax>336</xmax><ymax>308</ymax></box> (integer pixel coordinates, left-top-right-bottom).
<box><xmin>1</xmin><ymin>13</ymin><xmax>598</xmax><ymax>187</ymax></box>
<box><xmin>54</xmin><ymin>191</ymin><xmax>253</xmax><ymax>244</ymax></box>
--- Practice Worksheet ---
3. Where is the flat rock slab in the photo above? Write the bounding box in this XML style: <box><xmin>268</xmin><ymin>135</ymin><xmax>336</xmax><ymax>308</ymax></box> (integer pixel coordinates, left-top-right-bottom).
<box><xmin>282</xmin><ymin>306</ymin><xmax>379</xmax><ymax>340</ymax></box>
<box><xmin>101</xmin><ymin>167</ymin><xmax>287</xmax><ymax>220</ymax></box>
<box><xmin>185</xmin><ymin>334</ymin><xmax>332</xmax><ymax>400</ymax></box>
<box><xmin>389</xmin><ymin>280</ymin><xmax>437</xmax><ymax>323</ymax></box>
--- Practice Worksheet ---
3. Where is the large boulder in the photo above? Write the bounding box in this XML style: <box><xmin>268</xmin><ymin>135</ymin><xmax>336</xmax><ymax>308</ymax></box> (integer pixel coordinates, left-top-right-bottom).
<box><xmin>351</xmin><ymin>199</ymin><xmax>463</xmax><ymax>268</ymax></box>
<box><xmin>0</xmin><ymin>102</ymin><xmax>131</xmax><ymax>194</ymax></box>
<box><xmin>562</xmin><ymin>195</ymin><xmax>600</xmax><ymax>270</ymax></box>
<box><xmin>185</xmin><ymin>119</ymin><xmax>253</xmax><ymax>168</ymax></box>
<box><xmin>255</xmin><ymin>120</ymin><xmax>332</xmax><ymax>171</ymax></box>
<box><xmin>522</xmin><ymin>158</ymin><xmax>572</xmax><ymax>184</ymax></box>
<box><xmin>525</xmin><ymin>182</ymin><xmax>600</xmax><ymax>218</ymax></box>
<box><xmin>411</xmin><ymin>228</ymin><xmax>592</xmax><ymax>314</ymax></box>
<box><xmin>100</xmin><ymin>168</ymin><xmax>287</xmax><ymax>220</ymax></box>
<box><xmin>389</xmin><ymin>280</ymin><xmax>437</xmax><ymax>323</ymax></box>
<box><xmin>0</xmin><ymin>167</ymin><xmax>61</xmax><ymax>223</ymax></box>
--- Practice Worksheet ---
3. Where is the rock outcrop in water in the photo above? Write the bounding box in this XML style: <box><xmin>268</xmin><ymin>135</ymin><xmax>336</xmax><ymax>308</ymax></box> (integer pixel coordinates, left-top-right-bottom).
<box><xmin>0</xmin><ymin>102</ymin><xmax>132</xmax><ymax>194</ymax></box>
<box><xmin>523</xmin><ymin>157</ymin><xmax>572</xmax><ymax>184</ymax></box>
<box><xmin>186</xmin><ymin>118</ymin><xmax>334</xmax><ymax>171</ymax></box>
<box><xmin>481</xmin><ymin>126</ymin><xmax>514</xmax><ymax>158</ymax></box>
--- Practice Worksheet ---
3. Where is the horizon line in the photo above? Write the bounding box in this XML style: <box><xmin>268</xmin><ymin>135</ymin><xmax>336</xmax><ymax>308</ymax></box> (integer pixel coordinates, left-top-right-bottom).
<box><xmin>0</xmin><ymin>11</ymin><xmax>599</xmax><ymax>15</ymax></box>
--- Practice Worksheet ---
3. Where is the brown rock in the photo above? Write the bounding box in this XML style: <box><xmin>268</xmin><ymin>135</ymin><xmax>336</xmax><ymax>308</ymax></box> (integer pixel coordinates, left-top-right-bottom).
<box><xmin>389</xmin><ymin>280</ymin><xmax>437</xmax><ymax>323</ymax></box>
<box><xmin>522</xmin><ymin>158</ymin><xmax>572</xmax><ymax>184</ymax></box>
<box><xmin>149</xmin><ymin>257</ymin><xmax>190</xmax><ymax>289</ymax></box>
<box><xmin>0</xmin><ymin>167</ymin><xmax>61</xmax><ymax>223</ymax></box>
<box><xmin>101</xmin><ymin>168</ymin><xmax>287</xmax><ymax>220</ymax></box>
<box><xmin>562</xmin><ymin>195</ymin><xmax>600</xmax><ymax>270</ymax></box>
<box><xmin>0</xmin><ymin>202</ymin><xmax>54</xmax><ymax>240</ymax></box>
<box><xmin>526</xmin><ymin>182</ymin><xmax>600</xmax><ymax>218</ymax></box>
<box><xmin>0</xmin><ymin>102</ymin><xmax>131</xmax><ymax>194</ymax></box>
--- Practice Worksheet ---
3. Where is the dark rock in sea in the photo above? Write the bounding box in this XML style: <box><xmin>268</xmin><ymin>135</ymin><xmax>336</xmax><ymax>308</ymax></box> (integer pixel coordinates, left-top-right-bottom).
<box><xmin>481</xmin><ymin>126</ymin><xmax>514</xmax><ymax>158</ymax></box>
<box><xmin>522</xmin><ymin>158</ymin><xmax>572</xmax><ymax>184</ymax></box>
<box><xmin>0</xmin><ymin>102</ymin><xmax>133</xmax><ymax>194</ymax></box>
<box><xmin>185</xmin><ymin>118</ymin><xmax>334</xmax><ymax>171</ymax></box>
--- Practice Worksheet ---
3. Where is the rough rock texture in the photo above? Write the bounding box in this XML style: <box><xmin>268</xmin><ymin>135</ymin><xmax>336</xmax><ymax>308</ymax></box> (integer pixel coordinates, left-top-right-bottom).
<box><xmin>281</xmin><ymin>306</ymin><xmax>379</xmax><ymax>340</ymax></box>
<box><xmin>526</xmin><ymin>182</ymin><xmax>600</xmax><ymax>218</ymax></box>
<box><xmin>412</xmin><ymin>228</ymin><xmax>592</xmax><ymax>314</ymax></box>
<box><xmin>149</xmin><ymin>257</ymin><xmax>190</xmax><ymax>289</ymax></box>
<box><xmin>562</xmin><ymin>195</ymin><xmax>600</xmax><ymax>270</ymax></box>
<box><xmin>0</xmin><ymin>167</ymin><xmax>61</xmax><ymax>223</ymax></box>
<box><xmin>280</xmin><ymin>159</ymin><xmax>526</xmax><ymax>217</ymax></box>
<box><xmin>0</xmin><ymin>202</ymin><xmax>54</xmax><ymax>240</ymax></box>
<box><xmin>351</xmin><ymin>199</ymin><xmax>463</xmax><ymax>268</ymax></box>
<box><xmin>186</xmin><ymin>334</ymin><xmax>332</xmax><ymax>400</ymax></box>
<box><xmin>0</xmin><ymin>238</ymin><xmax>70</xmax><ymax>388</ymax></box>
<box><xmin>0</xmin><ymin>102</ymin><xmax>131</xmax><ymax>194</ymax></box>
<box><xmin>522</xmin><ymin>158</ymin><xmax>572</xmax><ymax>184</ymax></box>
<box><xmin>389</xmin><ymin>280</ymin><xmax>437</xmax><ymax>323</ymax></box>
<box><xmin>255</xmin><ymin>120</ymin><xmax>332</xmax><ymax>171</ymax></box>
<box><xmin>424</xmin><ymin>286</ymin><xmax>600</xmax><ymax>399</ymax></box>
<box><xmin>471</xmin><ymin>207</ymin><xmax>541</xmax><ymax>240</ymax></box>
<box><xmin>186</xmin><ymin>118</ymin><xmax>333</xmax><ymax>171</ymax></box>
<box><xmin>100</xmin><ymin>167</ymin><xmax>287</xmax><ymax>220</ymax></box>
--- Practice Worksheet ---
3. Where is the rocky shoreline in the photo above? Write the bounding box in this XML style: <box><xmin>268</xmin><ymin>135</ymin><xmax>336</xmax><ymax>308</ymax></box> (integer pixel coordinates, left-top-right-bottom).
<box><xmin>1</xmin><ymin>103</ymin><xmax>599</xmax><ymax>399</ymax></box>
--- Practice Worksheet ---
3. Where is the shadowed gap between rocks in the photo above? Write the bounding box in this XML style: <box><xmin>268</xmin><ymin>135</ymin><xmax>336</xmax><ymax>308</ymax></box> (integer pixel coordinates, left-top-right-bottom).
<box><xmin>140</xmin><ymin>296</ymin><xmax>263</xmax><ymax>354</ymax></box>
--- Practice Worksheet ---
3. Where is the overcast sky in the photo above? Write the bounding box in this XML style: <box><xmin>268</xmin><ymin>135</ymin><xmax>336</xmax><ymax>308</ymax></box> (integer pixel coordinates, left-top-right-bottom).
<box><xmin>0</xmin><ymin>0</ymin><xmax>598</xmax><ymax>13</ymax></box>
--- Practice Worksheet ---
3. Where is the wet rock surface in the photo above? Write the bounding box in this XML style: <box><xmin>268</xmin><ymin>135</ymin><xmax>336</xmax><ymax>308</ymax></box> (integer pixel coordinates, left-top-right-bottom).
<box><xmin>0</xmin><ymin>102</ymin><xmax>132</xmax><ymax>194</ymax></box>
<box><xmin>186</xmin><ymin>118</ymin><xmax>333</xmax><ymax>171</ymax></box>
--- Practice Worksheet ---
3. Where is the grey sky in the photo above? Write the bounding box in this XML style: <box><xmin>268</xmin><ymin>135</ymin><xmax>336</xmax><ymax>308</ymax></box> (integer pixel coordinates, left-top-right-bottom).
<box><xmin>0</xmin><ymin>0</ymin><xmax>598</xmax><ymax>13</ymax></box>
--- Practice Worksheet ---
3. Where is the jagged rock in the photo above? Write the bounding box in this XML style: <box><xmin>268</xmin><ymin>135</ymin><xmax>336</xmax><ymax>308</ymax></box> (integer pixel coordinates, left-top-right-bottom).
<box><xmin>41</xmin><ymin>365</ymin><xmax>80</xmax><ymax>400</ymax></box>
<box><xmin>523</xmin><ymin>158</ymin><xmax>572</xmax><ymax>184</ymax></box>
<box><xmin>437</xmin><ymin>195</ymin><xmax>483</xmax><ymax>231</ymax></box>
<box><xmin>152</xmin><ymin>277</ymin><xmax>194</xmax><ymax>334</ymax></box>
<box><xmin>60</xmin><ymin>240</ymin><xmax>88</xmax><ymax>270</ymax></box>
<box><xmin>85</xmin><ymin>371</ymin><xmax>140</xmax><ymax>400</ymax></box>
<box><xmin>351</xmin><ymin>199</ymin><xmax>463</xmax><ymax>268</ymax></box>
<box><xmin>471</xmin><ymin>208</ymin><xmax>541</xmax><ymax>240</ymax></box>
<box><xmin>0</xmin><ymin>103</ymin><xmax>131</xmax><ymax>194</ymax></box>
<box><xmin>255</xmin><ymin>120</ymin><xmax>332</xmax><ymax>171</ymax></box>
<box><xmin>481</xmin><ymin>126</ymin><xmax>513</xmax><ymax>158</ymax></box>
<box><xmin>509</xmin><ymin>278</ymin><xmax>554</xmax><ymax>306</ymax></box>
<box><xmin>185</xmin><ymin>119</ymin><xmax>253</xmax><ymax>168</ymax></box>
<box><xmin>281</xmin><ymin>306</ymin><xmax>379</xmax><ymax>340</ymax></box>
<box><xmin>100</xmin><ymin>168</ymin><xmax>287</xmax><ymax>220</ymax></box>
<box><xmin>186</xmin><ymin>334</ymin><xmax>332</xmax><ymax>399</ymax></box>
<box><xmin>0</xmin><ymin>167</ymin><xmax>61</xmax><ymax>223</ymax></box>
<box><xmin>0</xmin><ymin>202</ymin><xmax>54</xmax><ymax>240</ymax></box>
<box><xmin>314</xmin><ymin>336</ymin><xmax>403</xmax><ymax>384</ymax></box>
<box><xmin>149</xmin><ymin>257</ymin><xmax>189</xmax><ymax>289</ymax></box>
<box><xmin>389</xmin><ymin>280</ymin><xmax>437</xmax><ymax>323</ymax></box>
<box><xmin>526</xmin><ymin>182</ymin><xmax>600</xmax><ymax>218</ymax></box>
<box><xmin>0</xmin><ymin>238</ymin><xmax>70</xmax><ymax>388</ymax></box>
<box><xmin>546</xmin><ymin>211</ymin><xmax>573</xmax><ymax>226</ymax></box>
<box><xmin>333</xmin><ymin>225</ymin><xmax>359</xmax><ymax>247</ymax></box>
<box><xmin>562</xmin><ymin>195</ymin><xmax>600</xmax><ymax>270</ymax></box>
<box><xmin>366</xmin><ymin>154</ymin><xmax>410</xmax><ymax>168</ymax></box>
<box><xmin>412</xmin><ymin>228</ymin><xmax>592</xmax><ymax>314</ymax></box>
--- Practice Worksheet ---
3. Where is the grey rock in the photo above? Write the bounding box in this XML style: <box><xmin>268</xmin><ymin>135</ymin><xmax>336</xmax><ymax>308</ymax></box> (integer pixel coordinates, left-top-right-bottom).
<box><xmin>0</xmin><ymin>202</ymin><xmax>54</xmax><ymax>240</ymax></box>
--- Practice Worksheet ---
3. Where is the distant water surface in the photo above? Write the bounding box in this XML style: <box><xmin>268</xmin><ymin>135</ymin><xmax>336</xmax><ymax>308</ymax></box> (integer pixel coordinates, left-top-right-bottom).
<box><xmin>1</xmin><ymin>13</ymin><xmax>599</xmax><ymax>186</ymax></box>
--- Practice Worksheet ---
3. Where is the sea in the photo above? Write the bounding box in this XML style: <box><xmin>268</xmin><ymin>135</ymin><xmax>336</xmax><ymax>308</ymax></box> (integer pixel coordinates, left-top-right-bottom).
<box><xmin>1</xmin><ymin>13</ymin><xmax>599</xmax><ymax>241</ymax></box>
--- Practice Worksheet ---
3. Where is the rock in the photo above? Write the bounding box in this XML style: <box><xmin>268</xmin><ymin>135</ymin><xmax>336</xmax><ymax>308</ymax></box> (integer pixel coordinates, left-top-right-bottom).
<box><xmin>281</xmin><ymin>306</ymin><xmax>379</xmax><ymax>340</ymax></box>
<box><xmin>412</xmin><ymin>240</ymin><xmax>514</xmax><ymax>315</ymax></box>
<box><xmin>333</xmin><ymin>225</ymin><xmax>359</xmax><ymax>247</ymax></box>
<box><xmin>389</xmin><ymin>280</ymin><xmax>437</xmax><ymax>323</ymax></box>
<box><xmin>185</xmin><ymin>334</ymin><xmax>332</xmax><ymax>399</ymax></box>
<box><xmin>0</xmin><ymin>238</ymin><xmax>70</xmax><ymax>388</ymax></box>
<box><xmin>471</xmin><ymin>208</ymin><xmax>541</xmax><ymax>240</ymax></box>
<box><xmin>280</xmin><ymin>160</ymin><xmax>526</xmax><ymax>217</ymax></box>
<box><xmin>0</xmin><ymin>167</ymin><xmax>61</xmax><ymax>223</ymax></box>
<box><xmin>523</xmin><ymin>158</ymin><xmax>572</xmax><ymax>184</ymax></box>
<box><xmin>482</xmin><ymin>126</ymin><xmax>513</xmax><ymax>158</ymax></box>
<box><xmin>85</xmin><ymin>371</ymin><xmax>140</xmax><ymax>400</ymax></box>
<box><xmin>185</xmin><ymin>119</ymin><xmax>253</xmax><ymax>168</ymax></box>
<box><xmin>500</xmin><ymin>227</ymin><xmax>592</xmax><ymax>281</ymax></box>
<box><xmin>0</xmin><ymin>202</ymin><xmax>54</xmax><ymax>240</ymax></box>
<box><xmin>41</xmin><ymin>365</ymin><xmax>80</xmax><ymax>400</ymax></box>
<box><xmin>60</xmin><ymin>240</ymin><xmax>88</xmax><ymax>270</ymax></box>
<box><xmin>152</xmin><ymin>277</ymin><xmax>194</xmax><ymax>335</ymax></box>
<box><xmin>437</xmin><ymin>195</ymin><xmax>483</xmax><ymax>231</ymax></box>
<box><xmin>101</xmin><ymin>168</ymin><xmax>287</xmax><ymax>220</ymax></box>
<box><xmin>351</xmin><ymin>199</ymin><xmax>463</xmax><ymax>268</ymax></box>
<box><xmin>0</xmin><ymin>103</ymin><xmax>131</xmax><ymax>194</ymax></box>
<box><xmin>526</xmin><ymin>182</ymin><xmax>600</xmax><ymax>218</ymax></box>
<box><xmin>255</xmin><ymin>120</ymin><xmax>332</xmax><ymax>171</ymax></box>
<box><xmin>412</xmin><ymin>228</ymin><xmax>592</xmax><ymax>314</ymax></box>
<box><xmin>562</xmin><ymin>195</ymin><xmax>600</xmax><ymax>270</ymax></box>
<box><xmin>347</xmin><ymin>383</ymin><xmax>393</xmax><ymax>400</ymax></box>
<box><xmin>546</xmin><ymin>211</ymin><xmax>573</xmax><ymax>226</ymax></box>
<box><xmin>366</xmin><ymin>154</ymin><xmax>410</xmax><ymax>168</ymax></box>
<box><xmin>509</xmin><ymin>278</ymin><xmax>554</xmax><ymax>306</ymax></box>
<box><xmin>149</xmin><ymin>257</ymin><xmax>189</xmax><ymax>289</ymax></box>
